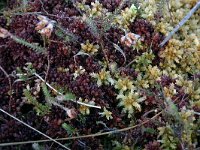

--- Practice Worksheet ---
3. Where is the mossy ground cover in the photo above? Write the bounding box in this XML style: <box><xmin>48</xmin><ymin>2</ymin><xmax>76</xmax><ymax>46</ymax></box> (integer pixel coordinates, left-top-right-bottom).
<box><xmin>0</xmin><ymin>0</ymin><xmax>199</xmax><ymax>149</ymax></box>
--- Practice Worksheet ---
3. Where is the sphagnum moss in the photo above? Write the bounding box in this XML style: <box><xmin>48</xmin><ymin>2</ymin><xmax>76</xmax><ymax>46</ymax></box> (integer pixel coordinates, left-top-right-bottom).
<box><xmin>0</xmin><ymin>0</ymin><xmax>199</xmax><ymax>149</ymax></box>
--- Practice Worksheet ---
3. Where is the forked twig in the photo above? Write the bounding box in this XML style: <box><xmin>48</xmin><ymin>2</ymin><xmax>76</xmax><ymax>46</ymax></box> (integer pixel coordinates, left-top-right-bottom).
<box><xmin>159</xmin><ymin>1</ymin><xmax>200</xmax><ymax>47</ymax></box>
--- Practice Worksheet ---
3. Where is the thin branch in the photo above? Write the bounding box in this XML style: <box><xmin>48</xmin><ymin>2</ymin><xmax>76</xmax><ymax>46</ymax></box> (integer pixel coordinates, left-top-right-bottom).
<box><xmin>125</xmin><ymin>59</ymin><xmax>135</xmax><ymax>68</ymax></box>
<box><xmin>45</xmin><ymin>54</ymin><xmax>50</xmax><ymax>82</ymax></box>
<box><xmin>50</xmin><ymin>101</ymin><xmax>70</xmax><ymax>112</ymax></box>
<box><xmin>0</xmin><ymin>65</ymin><xmax>12</xmax><ymax>111</ymax></box>
<box><xmin>44</xmin><ymin>36</ymin><xmax>50</xmax><ymax>82</ymax></box>
<box><xmin>194</xmin><ymin>111</ymin><xmax>200</xmax><ymax>116</ymax></box>
<box><xmin>38</xmin><ymin>0</ymin><xmax>49</xmax><ymax>15</ymax></box>
<box><xmin>0</xmin><ymin>108</ymin><xmax>70</xmax><ymax>150</ymax></box>
<box><xmin>34</xmin><ymin>73</ymin><xmax>101</xmax><ymax>109</ymax></box>
<box><xmin>159</xmin><ymin>1</ymin><xmax>200</xmax><ymax>47</ymax></box>
<box><xmin>142</xmin><ymin>109</ymin><xmax>157</xmax><ymax>117</ymax></box>
<box><xmin>0</xmin><ymin>111</ymin><xmax>162</xmax><ymax>146</ymax></box>
<box><xmin>0</xmin><ymin>65</ymin><xmax>11</xmax><ymax>86</ymax></box>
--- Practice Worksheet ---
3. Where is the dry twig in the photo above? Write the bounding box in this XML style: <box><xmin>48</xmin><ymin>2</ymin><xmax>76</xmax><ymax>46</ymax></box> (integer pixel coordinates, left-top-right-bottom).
<box><xmin>160</xmin><ymin>1</ymin><xmax>200</xmax><ymax>47</ymax></box>
<box><xmin>0</xmin><ymin>65</ymin><xmax>12</xmax><ymax>110</ymax></box>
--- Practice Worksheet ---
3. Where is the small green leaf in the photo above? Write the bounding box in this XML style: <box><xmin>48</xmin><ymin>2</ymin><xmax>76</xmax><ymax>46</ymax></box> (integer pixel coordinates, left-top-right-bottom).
<box><xmin>12</xmin><ymin>36</ymin><xmax>46</xmax><ymax>54</ymax></box>
<box><xmin>23</xmin><ymin>89</ymin><xmax>50</xmax><ymax>116</ymax></box>
<box><xmin>32</xmin><ymin>143</ymin><xmax>45</xmax><ymax>150</ymax></box>
<box><xmin>142</xmin><ymin>127</ymin><xmax>156</xmax><ymax>134</ymax></box>
<box><xmin>83</xmin><ymin>15</ymin><xmax>100</xmax><ymax>38</ymax></box>
<box><xmin>55</xmin><ymin>26</ymin><xmax>78</xmax><ymax>42</ymax></box>
<box><xmin>165</xmin><ymin>98</ymin><xmax>180</xmax><ymax>121</ymax></box>
<box><xmin>62</xmin><ymin>123</ymin><xmax>75</xmax><ymax>136</ymax></box>
<box><xmin>41</xmin><ymin>83</ymin><xmax>51</xmax><ymax>99</ymax></box>
<box><xmin>64</xmin><ymin>93</ymin><xmax>76</xmax><ymax>100</ymax></box>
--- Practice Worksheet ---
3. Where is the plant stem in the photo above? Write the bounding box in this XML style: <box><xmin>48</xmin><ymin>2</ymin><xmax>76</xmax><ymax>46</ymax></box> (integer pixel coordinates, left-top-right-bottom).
<box><xmin>0</xmin><ymin>65</ymin><xmax>12</xmax><ymax>111</ymax></box>
<box><xmin>159</xmin><ymin>1</ymin><xmax>200</xmax><ymax>47</ymax></box>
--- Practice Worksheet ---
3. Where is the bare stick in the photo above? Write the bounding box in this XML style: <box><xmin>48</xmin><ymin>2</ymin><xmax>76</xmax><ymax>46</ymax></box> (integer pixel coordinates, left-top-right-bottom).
<box><xmin>159</xmin><ymin>1</ymin><xmax>200</xmax><ymax>47</ymax></box>
<box><xmin>194</xmin><ymin>111</ymin><xmax>200</xmax><ymax>115</ymax></box>
<box><xmin>0</xmin><ymin>111</ymin><xmax>162</xmax><ymax>146</ymax></box>
<box><xmin>0</xmin><ymin>108</ymin><xmax>70</xmax><ymax>150</ymax></box>
<box><xmin>0</xmin><ymin>65</ymin><xmax>12</xmax><ymax>110</ymax></box>
<box><xmin>0</xmin><ymin>65</ymin><xmax>11</xmax><ymax>87</ymax></box>
<box><xmin>45</xmin><ymin>53</ymin><xmax>50</xmax><ymax>82</ymax></box>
